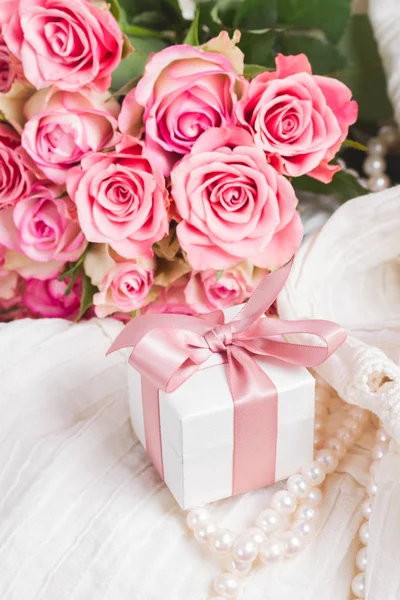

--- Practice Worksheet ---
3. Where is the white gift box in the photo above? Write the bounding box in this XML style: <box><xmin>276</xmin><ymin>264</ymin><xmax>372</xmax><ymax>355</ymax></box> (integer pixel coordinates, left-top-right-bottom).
<box><xmin>127</xmin><ymin>305</ymin><xmax>315</xmax><ymax>510</ymax></box>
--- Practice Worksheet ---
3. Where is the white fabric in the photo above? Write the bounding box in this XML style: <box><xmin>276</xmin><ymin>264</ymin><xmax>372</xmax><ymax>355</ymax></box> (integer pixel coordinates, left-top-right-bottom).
<box><xmin>0</xmin><ymin>317</ymin><xmax>373</xmax><ymax>600</ymax></box>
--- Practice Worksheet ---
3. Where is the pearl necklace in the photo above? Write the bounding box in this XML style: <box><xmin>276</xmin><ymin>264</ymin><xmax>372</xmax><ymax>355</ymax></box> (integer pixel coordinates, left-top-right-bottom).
<box><xmin>340</xmin><ymin>123</ymin><xmax>399</xmax><ymax>193</ymax></box>
<box><xmin>184</xmin><ymin>381</ymin><xmax>388</xmax><ymax>599</ymax></box>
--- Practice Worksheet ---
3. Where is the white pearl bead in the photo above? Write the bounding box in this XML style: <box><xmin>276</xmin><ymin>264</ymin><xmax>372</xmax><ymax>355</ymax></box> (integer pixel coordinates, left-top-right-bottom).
<box><xmin>244</xmin><ymin>527</ymin><xmax>266</xmax><ymax>545</ymax></box>
<box><xmin>371</xmin><ymin>442</ymin><xmax>388</xmax><ymax>460</ymax></box>
<box><xmin>348</xmin><ymin>408</ymin><xmax>369</xmax><ymax>426</ymax></box>
<box><xmin>292</xmin><ymin>519</ymin><xmax>316</xmax><ymax>538</ymax></box>
<box><xmin>193</xmin><ymin>518</ymin><xmax>216</xmax><ymax>544</ymax></box>
<box><xmin>233</xmin><ymin>534</ymin><xmax>259</xmax><ymax>563</ymax></box>
<box><xmin>224</xmin><ymin>557</ymin><xmax>252</xmax><ymax>577</ymax></box>
<box><xmin>356</xmin><ymin>546</ymin><xmax>368</xmax><ymax>571</ymax></box>
<box><xmin>376</xmin><ymin>427</ymin><xmax>390</xmax><ymax>443</ymax></box>
<box><xmin>295</xmin><ymin>504</ymin><xmax>320</xmax><ymax>523</ymax></box>
<box><xmin>351</xmin><ymin>572</ymin><xmax>366</xmax><ymax>598</ymax></box>
<box><xmin>287</xmin><ymin>473</ymin><xmax>312</xmax><ymax>498</ymax></box>
<box><xmin>359</xmin><ymin>521</ymin><xmax>369</xmax><ymax>545</ymax></box>
<box><xmin>315</xmin><ymin>449</ymin><xmax>339</xmax><ymax>474</ymax></box>
<box><xmin>259</xmin><ymin>538</ymin><xmax>286</xmax><ymax>563</ymax></box>
<box><xmin>343</xmin><ymin>417</ymin><xmax>363</xmax><ymax>440</ymax></box>
<box><xmin>270</xmin><ymin>490</ymin><xmax>297</xmax><ymax>515</ymax></box>
<box><xmin>255</xmin><ymin>508</ymin><xmax>282</xmax><ymax>534</ymax></box>
<box><xmin>361</xmin><ymin>498</ymin><xmax>372</xmax><ymax>520</ymax></box>
<box><xmin>302</xmin><ymin>461</ymin><xmax>326</xmax><ymax>486</ymax></box>
<box><xmin>326</xmin><ymin>437</ymin><xmax>347</xmax><ymax>459</ymax></box>
<box><xmin>314</xmin><ymin>430</ymin><xmax>324</xmax><ymax>449</ymax></box>
<box><xmin>368</xmin><ymin>174</ymin><xmax>391</xmax><ymax>192</ymax></box>
<box><xmin>367</xmin><ymin>136</ymin><xmax>386</xmax><ymax>155</ymax></box>
<box><xmin>336</xmin><ymin>427</ymin><xmax>355</xmax><ymax>448</ymax></box>
<box><xmin>315</xmin><ymin>403</ymin><xmax>329</xmax><ymax>419</ymax></box>
<box><xmin>379</xmin><ymin>124</ymin><xmax>398</xmax><ymax>146</ymax></box>
<box><xmin>209</xmin><ymin>529</ymin><xmax>234</xmax><ymax>554</ymax></box>
<box><xmin>305</xmin><ymin>487</ymin><xmax>323</xmax><ymax>507</ymax></box>
<box><xmin>213</xmin><ymin>573</ymin><xmax>241</xmax><ymax>598</ymax></box>
<box><xmin>186</xmin><ymin>507</ymin><xmax>209</xmax><ymax>530</ymax></box>
<box><xmin>366</xmin><ymin>480</ymin><xmax>378</xmax><ymax>497</ymax></box>
<box><xmin>280</xmin><ymin>530</ymin><xmax>304</xmax><ymax>557</ymax></box>
<box><xmin>363</xmin><ymin>155</ymin><xmax>386</xmax><ymax>176</ymax></box>
<box><xmin>314</xmin><ymin>416</ymin><xmax>325</xmax><ymax>432</ymax></box>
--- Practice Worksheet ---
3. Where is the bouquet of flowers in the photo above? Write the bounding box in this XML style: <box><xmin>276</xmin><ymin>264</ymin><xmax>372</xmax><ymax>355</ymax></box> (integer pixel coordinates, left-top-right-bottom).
<box><xmin>0</xmin><ymin>0</ymin><xmax>358</xmax><ymax>322</ymax></box>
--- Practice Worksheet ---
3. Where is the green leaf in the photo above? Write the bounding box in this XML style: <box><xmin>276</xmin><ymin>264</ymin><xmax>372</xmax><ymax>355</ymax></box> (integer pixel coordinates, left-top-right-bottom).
<box><xmin>63</xmin><ymin>270</ymin><xmax>79</xmax><ymax>297</ymax></box>
<box><xmin>234</xmin><ymin>0</ymin><xmax>277</xmax><ymax>30</ymax></box>
<box><xmin>211</xmin><ymin>0</ymin><xmax>242</xmax><ymax>28</ymax></box>
<box><xmin>278</xmin><ymin>0</ymin><xmax>351</xmax><ymax>44</ymax></box>
<box><xmin>109</xmin><ymin>0</ymin><xmax>121</xmax><ymax>21</ymax></box>
<box><xmin>335</xmin><ymin>15</ymin><xmax>393</xmax><ymax>122</ymax></box>
<box><xmin>58</xmin><ymin>252</ymin><xmax>86</xmax><ymax>282</ymax></box>
<box><xmin>279</xmin><ymin>33</ymin><xmax>346</xmax><ymax>74</ymax></box>
<box><xmin>293</xmin><ymin>170</ymin><xmax>368</xmax><ymax>203</ymax></box>
<box><xmin>183</xmin><ymin>6</ymin><xmax>200</xmax><ymax>45</ymax></box>
<box><xmin>75</xmin><ymin>275</ymin><xmax>98</xmax><ymax>322</ymax></box>
<box><xmin>239</xmin><ymin>31</ymin><xmax>276</xmax><ymax>68</ymax></box>
<box><xmin>111</xmin><ymin>36</ymin><xmax>168</xmax><ymax>90</ymax></box>
<box><xmin>244</xmin><ymin>63</ymin><xmax>271</xmax><ymax>78</ymax></box>
<box><xmin>341</xmin><ymin>139</ymin><xmax>367</xmax><ymax>152</ymax></box>
<box><xmin>216</xmin><ymin>270</ymin><xmax>224</xmax><ymax>281</ymax></box>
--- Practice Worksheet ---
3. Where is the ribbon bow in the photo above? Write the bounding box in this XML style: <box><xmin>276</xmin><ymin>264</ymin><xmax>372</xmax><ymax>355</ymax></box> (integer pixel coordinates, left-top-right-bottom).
<box><xmin>108</xmin><ymin>260</ymin><xmax>346</xmax><ymax>495</ymax></box>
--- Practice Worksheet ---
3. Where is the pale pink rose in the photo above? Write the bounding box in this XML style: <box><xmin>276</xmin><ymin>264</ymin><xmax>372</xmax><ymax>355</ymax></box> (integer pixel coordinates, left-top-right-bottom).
<box><xmin>3</xmin><ymin>0</ymin><xmax>123</xmax><ymax>92</ymax></box>
<box><xmin>119</xmin><ymin>45</ymin><xmax>248</xmax><ymax>174</ymax></box>
<box><xmin>23</xmin><ymin>275</ymin><xmax>81</xmax><ymax>319</ymax></box>
<box><xmin>201</xmin><ymin>30</ymin><xmax>244</xmax><ymax>75</ymax></box>
<box><xmin>22</xmin><ymin>88</ymin><xmax>120</xmax><ymax>184</ymax></box>
<box><xmin>184</xmin><ymin>262</ymin><xmax>259</xmax><ymax>314</ymax></box>
<box><xmin>93</xmin><ymin>258</ymin><xmax>155</xmax><ymax>318</ymax></box>
<box><xmin>0</xmin><ymin>79</ymin><xmax>35</xmax><ymax>129</ymax></box>
<box><xmin>0</xmin><ymin>244</ymin><xmax>18</xmax><ymax>300</ymax></box>
<box><xmin>170</xmin><ymin>127</ymin><xmax>303</xmax><ymax>270</ymax></box>
<box><xmin>0</xmin><ymin>181</ymin><xmax>87</xmax><ymax>263</ymax></box>
<box><xmin>142</xmin><ymin>275</ymin><xmax>197</xmax><ymax>316</ymax></box>
<box><xmin>4</xmin><ymin>249</ymin><xmax>64</xmax><ymax>280</ymax></box>
<box><xmin>0</xmin><ymin>138</ymin><xmax>33</xmax><ymax>207</ymax></box>
<box><xmin>0</xmin><ymin>32</ymin><xmax>16</xmax><ymax>93</ymax></box>
<box><xmin>237</xmin><ymin>54</ymin><xmax>358</xmax><ymax>182</ymax></box>
<box><xmin>67</xmin><ymin>135</ymin><xmax>169</xmax><ymax>259</ymax></box>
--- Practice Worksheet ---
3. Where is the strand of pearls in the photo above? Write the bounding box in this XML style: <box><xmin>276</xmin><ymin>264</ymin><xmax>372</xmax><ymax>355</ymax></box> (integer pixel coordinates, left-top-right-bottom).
<box><xmin>361</xmin><ymin>124</ymin><xmax>399</xmax><ymax>192</ymax></box>
<box><xmin>338</xmin><ymin>123</ymin><xmax>399</xmax><ymax>193</ymax></box>
<box><xmin>350</xmin><ymin>426</ymin><xmax>391</xmax><ymax>599</ymax></box>
<box><xmin>185</xmin><ymin>385</ymin><xmax>371</xmax><ymax>599</ymax></box>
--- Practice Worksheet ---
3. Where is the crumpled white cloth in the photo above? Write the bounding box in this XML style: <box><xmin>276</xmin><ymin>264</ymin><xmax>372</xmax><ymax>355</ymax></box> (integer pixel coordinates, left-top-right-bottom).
<box><xmin>278</xmin><ymin>186</ymin><xmax>400</xmax><ymax>600</ymax></box>
<box><xmin>0</xmin><ymin>317</ymin><xmax>371</xmax><ymax>600</ymax></box>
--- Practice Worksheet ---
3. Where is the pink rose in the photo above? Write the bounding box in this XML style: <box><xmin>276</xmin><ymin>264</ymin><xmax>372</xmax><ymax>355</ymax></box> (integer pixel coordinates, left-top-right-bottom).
<box><xmin>23</xmin><ymin>275</ymin><xmax>81</xmax><ymax>319</ymax></box>
<box><xmin>0</xmin><ymin>181</ymin><xmax>87</xmax><ymax>264</ymax></box>
<box><xmin>3</xmin><ymin>0</ymin><xmax>123</xmax><ymax>92</ymax></box>
<box><xmin>0</xmin><ymin>122</ymin><xmax>21</xmax><ymax>148</ymax></box>
<box><xmin>170</xmin><ymin>127</ymin><xmax>303</xmax><ymax>270</ymax></box>
<box><xmin>0</xmin><ymin>138</ymin><xmax>33</xmax><ymax>207</ymax></box>
<box><xmin>67</xmin><ymin>136</ymin><xmax>169</xmax><ymax>259</ymax></box>
<box><xmin>93</xmin><ymin>258</ymin><xmax>155</xmax><ymax>318</ymax></box>
<box><xmin>0</xmin><ymin>32</ymin><xmax>16</xmax><ymax>93</ymax></box>
<box><xmin>237</xmin><ymin>54</ymin><xmax>358</xmax><ymax>182</ymax></box>
<box><xmin>184</xmin><ymin>262</ymin><xmax>260</xmax><ymax>314</ymax></box>
<box><xmin>119</xmin><ymin>44</ymin><xmax>248</xmax><ymax>174</ymax></box>
<box><xmin>22</xmin><ymin>88</ymin><xmax>119</xmax><ymax>184</ymax></box>
<box><xmin>142</xmin><ymin>275</ymin><xmax>197</xmax><ymax>316</ymax></box>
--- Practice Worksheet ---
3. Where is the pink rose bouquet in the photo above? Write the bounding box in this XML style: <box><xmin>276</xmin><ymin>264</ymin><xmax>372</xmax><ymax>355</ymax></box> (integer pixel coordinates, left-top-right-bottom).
<box><xmin>0</xmin><ymin>0</ymin><xmax>359</xmax><ymax>322</ymax></box>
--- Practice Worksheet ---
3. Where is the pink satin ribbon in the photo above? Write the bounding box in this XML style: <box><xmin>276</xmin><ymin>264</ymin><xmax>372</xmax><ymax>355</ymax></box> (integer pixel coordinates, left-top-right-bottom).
<box><xmin>108</xmin><ymin>261</ymin><xmax>346</xmax><ymax>495</ymax></box>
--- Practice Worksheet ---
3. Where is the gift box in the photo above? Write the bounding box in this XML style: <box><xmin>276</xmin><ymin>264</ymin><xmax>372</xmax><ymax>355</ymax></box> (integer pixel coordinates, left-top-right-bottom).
<box><xmin>109</xmin><ymin>262</ymin><xmax>346</xmax><ymax>510</ymax></box>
